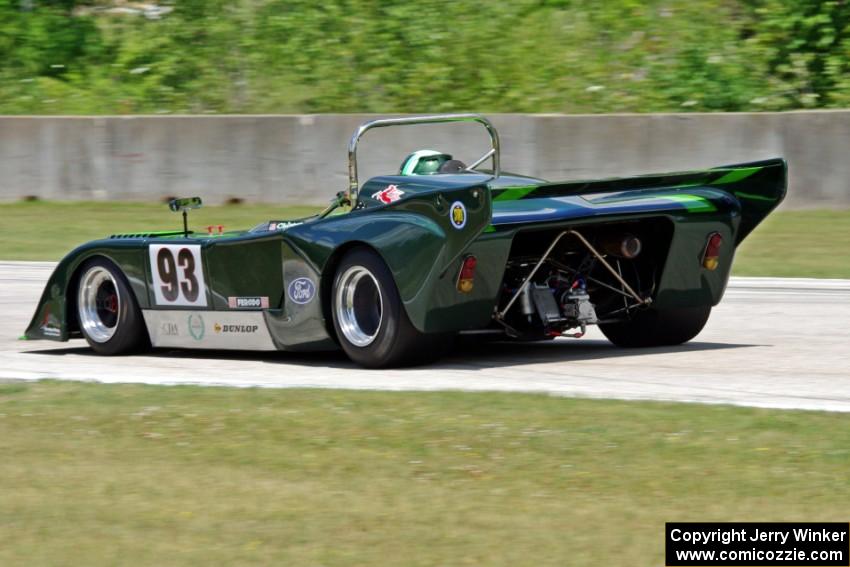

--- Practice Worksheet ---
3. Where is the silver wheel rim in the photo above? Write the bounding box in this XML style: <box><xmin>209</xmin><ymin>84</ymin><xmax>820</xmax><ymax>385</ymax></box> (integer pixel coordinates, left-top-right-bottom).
<box><xmin>78</xmin><ymin>266</ymin><xmax>121</xmax><ymax>343</ymax></box>
<box><xmin>335</xmin><ymin>265</ymin><xmax>383</xmax><ymax>347</ymax></box>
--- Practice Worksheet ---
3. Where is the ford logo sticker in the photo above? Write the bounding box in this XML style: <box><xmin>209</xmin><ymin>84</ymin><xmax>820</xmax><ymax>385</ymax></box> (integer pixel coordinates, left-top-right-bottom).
<box><xmin>288</xmin><ymin>277</ymin><xmax>316</xmax><ymax>305</ymax></box>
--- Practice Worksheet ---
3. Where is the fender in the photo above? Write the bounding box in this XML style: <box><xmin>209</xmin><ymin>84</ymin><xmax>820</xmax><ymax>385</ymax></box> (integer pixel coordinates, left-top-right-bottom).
<box><xmin>24</xmin><ymin>241</ymin><xmax>149</xmax><ymax>341</ymax></box>
<box><xmin>285</xmin><ymin>182</ymin><xmax>491</xmax><ymax>332</ymax></box>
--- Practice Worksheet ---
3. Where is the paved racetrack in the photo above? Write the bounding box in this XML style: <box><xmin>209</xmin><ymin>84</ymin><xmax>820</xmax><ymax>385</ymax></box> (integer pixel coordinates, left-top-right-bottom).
<box><xmin>2</xmin><ymin>261</ymin><xmax>849</xmax><ymax>412</ymax></box>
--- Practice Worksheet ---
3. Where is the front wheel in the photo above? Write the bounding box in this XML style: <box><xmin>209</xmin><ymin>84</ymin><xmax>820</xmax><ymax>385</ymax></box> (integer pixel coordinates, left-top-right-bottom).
<box><xmin>599</xmin><ymin>305</ymin><xmax>711</xmax><ymax>348</ymax></box>
<box><xmin>76</xmin><ymin>257</ymin><xmax>150</xmax><ymax>355</ymax></box>
<box><xmin>331</xmin><ymin>247</ymin><xmax>449</xmax><ymax>368</ymax></box>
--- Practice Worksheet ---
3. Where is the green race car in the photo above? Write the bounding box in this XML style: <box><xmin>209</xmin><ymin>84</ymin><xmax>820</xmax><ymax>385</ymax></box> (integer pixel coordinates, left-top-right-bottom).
<box><xmin>24</xmin><ymin>114</ymin><xmax>786</xmax><ymax>368</ymax></box>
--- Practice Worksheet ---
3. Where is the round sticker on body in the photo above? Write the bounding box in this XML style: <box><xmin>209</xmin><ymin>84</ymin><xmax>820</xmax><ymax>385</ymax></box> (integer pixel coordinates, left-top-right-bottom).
<box><xmin>288</xmin><ymin>277</ymin><xmax>316</xmax><ymax>305</ymax></box>
<box><xmin>449</xmin><ymin>201</ymin><xmax>467</xmax><ymax>230</ymax></box>
<box><xmin>187</xmin><ymin>313</ymin><xmax>205</xmax><ymax>341</ymax></box>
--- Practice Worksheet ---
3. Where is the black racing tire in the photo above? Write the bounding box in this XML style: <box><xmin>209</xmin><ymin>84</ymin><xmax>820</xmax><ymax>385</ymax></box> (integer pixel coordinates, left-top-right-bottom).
<box><xmin>599</xmin><ymin>305</ymin><xmax>711</xmax><ymax>348</ymax></box>
<box><xmin>75</xmin><ymin>257</ymin><xmax>150</xmax><ymax>355</ymax></box>
<box><xmin>331</xmin><ymin>247</ymin><xmax>450</xmax><ymax>368</ymax></box>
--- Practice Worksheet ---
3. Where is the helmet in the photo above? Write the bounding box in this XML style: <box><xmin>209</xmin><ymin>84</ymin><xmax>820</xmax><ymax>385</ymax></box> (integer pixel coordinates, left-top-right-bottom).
<box><xmin>399</xmin><ymin>149</ymin><xmax>453</xmax><ymax>175</ymax></box>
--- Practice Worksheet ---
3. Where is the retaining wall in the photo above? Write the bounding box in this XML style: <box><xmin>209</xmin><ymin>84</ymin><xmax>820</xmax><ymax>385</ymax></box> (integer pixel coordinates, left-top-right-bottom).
<box><xmin>1</xmin><ymin>111</ymin><xmax>848</xmax><ymax>208</ymax></box>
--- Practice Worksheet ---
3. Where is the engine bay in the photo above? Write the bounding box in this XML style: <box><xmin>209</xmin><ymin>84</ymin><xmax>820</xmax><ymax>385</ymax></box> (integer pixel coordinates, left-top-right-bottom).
<box><xmin>494</xmin><ymin>219</ymin><xmax>673</xmax><ymax>339</ymax></box>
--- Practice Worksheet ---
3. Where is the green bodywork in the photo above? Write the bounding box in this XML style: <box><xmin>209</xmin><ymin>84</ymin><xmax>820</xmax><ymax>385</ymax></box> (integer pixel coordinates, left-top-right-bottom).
<box><xmin>24</xmin><ymin>157</ymin><xmax>786</xmax><ymax>350</ymax></box>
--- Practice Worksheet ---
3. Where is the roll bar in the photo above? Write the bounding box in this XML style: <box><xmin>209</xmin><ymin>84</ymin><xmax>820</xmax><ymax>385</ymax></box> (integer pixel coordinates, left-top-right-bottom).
<box><xmin>347</xmin><ymin>113</ymin><xmax>501</xmax><ymax>207</ymax></box>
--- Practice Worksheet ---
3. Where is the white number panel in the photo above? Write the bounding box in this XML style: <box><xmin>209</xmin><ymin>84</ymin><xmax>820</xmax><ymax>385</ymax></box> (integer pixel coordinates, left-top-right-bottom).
<box><xmin>149</xmin><ymin>244</ymin><xmax>208</xmax><ymax>307</ymax></box>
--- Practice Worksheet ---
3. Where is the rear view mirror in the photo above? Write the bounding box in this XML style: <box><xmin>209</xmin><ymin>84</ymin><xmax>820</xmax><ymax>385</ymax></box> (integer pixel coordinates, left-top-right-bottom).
<box><xmin>168</xmin><ymin>197</ymin><xmax>203</xmax><ymax>237</ymax></box>
<box><xmin>168</xmin><ymin>197</ymin><xmax>203</xmax><ymax>212</ymax></box>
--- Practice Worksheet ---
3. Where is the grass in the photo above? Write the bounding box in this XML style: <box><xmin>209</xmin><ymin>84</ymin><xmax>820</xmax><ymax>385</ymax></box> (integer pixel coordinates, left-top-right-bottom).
<box><xmin>1</xmin><ymin>201</ymin><xmax>849</xmax><ymax>278</ymax></box>
<box><xmin>733</xmin><ymin>209</ymin><xmax>850</xmax><ymax>278</ymax></box>
<box><xmin>0</xmin><ymin>381</ymin><xmax>848</xmax><ymax>566</ymax></box>
<box><xmin>0</xmin><ymin>201</ymin><xmax>321</xmax><ymax>261</ymax></box>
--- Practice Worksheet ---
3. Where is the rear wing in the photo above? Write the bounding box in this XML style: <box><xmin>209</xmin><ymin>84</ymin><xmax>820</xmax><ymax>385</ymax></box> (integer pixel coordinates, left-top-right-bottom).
<box><xmin>491</xmin><ymin>158</ymin><xmax>787</xmax><ymax>244</ymax></box>
<box><xmin>713</xmin><ymin>158</ymin><xmax>787</xmax><ymax>243</ymax></box>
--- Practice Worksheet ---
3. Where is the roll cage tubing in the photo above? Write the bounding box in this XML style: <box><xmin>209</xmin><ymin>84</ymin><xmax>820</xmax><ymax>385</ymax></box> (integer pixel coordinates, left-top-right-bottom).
<box><xmin>346</xmin><ymin>114</ymin><xmax>501</xmax><ymax>208</ymax></box>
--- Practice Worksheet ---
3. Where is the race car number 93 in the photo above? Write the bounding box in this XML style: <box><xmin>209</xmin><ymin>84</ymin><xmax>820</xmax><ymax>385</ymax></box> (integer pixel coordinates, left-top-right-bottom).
<box><xmin>149</xmin><ymin>244</ymin><xmax>208</xmax><ymax>307</ymax></box>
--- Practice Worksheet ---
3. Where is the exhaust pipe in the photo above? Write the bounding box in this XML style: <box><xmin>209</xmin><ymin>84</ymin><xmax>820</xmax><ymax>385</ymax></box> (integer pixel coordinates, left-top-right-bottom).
<box><xmin>600</xmin><ymin>234</ymin><xmax>642</xmax><ymax>259</ymax></box>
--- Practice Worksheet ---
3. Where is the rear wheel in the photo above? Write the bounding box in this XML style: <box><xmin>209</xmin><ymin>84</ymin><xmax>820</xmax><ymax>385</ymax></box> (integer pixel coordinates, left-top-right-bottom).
<box><xmin>331</xmin><ymin>247</ymin><xmax>449</xmax><ymax>368</ymax></box>
<box><xmin>76</xmin><ymin>258</ymin><xmax>149</xmax><ymax>355</ymax></box>
<box><xmin>599</xmin><ymin>305</ymin><xmax>711</xmax><ymax>348</ymax></box>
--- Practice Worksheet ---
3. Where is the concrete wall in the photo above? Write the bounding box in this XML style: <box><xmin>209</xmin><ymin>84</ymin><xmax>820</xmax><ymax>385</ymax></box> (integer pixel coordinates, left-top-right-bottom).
<box><xmin>1</xmin><ymin>111</ymin><xmax>849</xmax><ymax>208</ymax></box>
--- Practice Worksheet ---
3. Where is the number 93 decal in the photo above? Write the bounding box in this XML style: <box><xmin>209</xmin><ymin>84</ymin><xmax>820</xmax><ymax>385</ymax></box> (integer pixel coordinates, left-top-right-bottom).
<box><xmin>149</xmin><ymin>244</ymin><xmax>208</xmax><ymax>306</ymax></box>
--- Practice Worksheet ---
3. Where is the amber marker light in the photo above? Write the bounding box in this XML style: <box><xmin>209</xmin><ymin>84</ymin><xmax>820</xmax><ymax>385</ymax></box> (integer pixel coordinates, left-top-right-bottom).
<box><xmin>702</xmin><ymin>232</ymin><xmax>723</xmax><ymax>271</ymax></box>
<box><xmin>457</xmin><ymin>256</ymin><xmax>477</xmax><ymax>293</ymax></box>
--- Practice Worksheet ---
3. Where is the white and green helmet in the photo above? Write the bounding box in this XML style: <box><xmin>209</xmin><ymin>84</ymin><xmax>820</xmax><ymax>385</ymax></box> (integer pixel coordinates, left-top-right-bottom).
<box><xmin>399</xmin><ymin>149</ymin><xmax>453</xmax><ymax>175</ymax></box>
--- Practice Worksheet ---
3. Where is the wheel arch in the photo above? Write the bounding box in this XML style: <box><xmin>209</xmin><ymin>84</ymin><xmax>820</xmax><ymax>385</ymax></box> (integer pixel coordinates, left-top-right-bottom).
<box><xmin>66</xmin><ymin>254</ymin><xmax>136</xmax><ymax>335</ymax></box>
<box><xmin>288</xmin><ymin>209</ymin><xmax>468</xmax><ymax>335</ymax></box>
<box><xmin>24</xmin><ymin>245</ymin><xmax>149</xmax><ymax>341</ymax></box>
<box><xmin>319</xmin><ymin>240</ymin><xmax>384</xmax><ymax>343</ymax></box>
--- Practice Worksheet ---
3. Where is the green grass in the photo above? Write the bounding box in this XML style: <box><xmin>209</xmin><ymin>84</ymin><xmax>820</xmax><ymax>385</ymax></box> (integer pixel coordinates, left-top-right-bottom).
<box><xmin>0</xmin><ymin>381</ymin><xmax>848</xmax><ymax>566</ymax></box>
<box><xmin>0</xmin><ymin>201</ymin><xmax>321</xmax><ymax>261</ymax></box>
<box><xmin>734</xmin><ymin>209</ymin><xmax>850</xmax><ymax>278</ymax></box>
<box><xmin>2</xmin><ymin>202</ymin><xmax>849</xmax><ymax>278</ymax></box>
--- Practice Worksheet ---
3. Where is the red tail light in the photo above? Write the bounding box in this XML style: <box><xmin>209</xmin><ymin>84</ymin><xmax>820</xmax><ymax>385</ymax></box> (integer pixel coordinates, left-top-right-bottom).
<box><xmin>457</xmin><ymin>256</ymin><xmax>477</xmax><ymax>293</ymax></box>
<box><xmin>702</xmin><ymin>232</ymin><xmax>723</xmax><ymax>271</ymax></box>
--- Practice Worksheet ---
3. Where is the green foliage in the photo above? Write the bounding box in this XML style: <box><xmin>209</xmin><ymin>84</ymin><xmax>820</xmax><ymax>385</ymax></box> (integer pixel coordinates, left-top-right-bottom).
<box><xmin>2</xmin><ymin>0</ymin><xmax>850</xmax><ymax>114</ymax></box>
<box><xmin>742</xmin><ymin>0</ymin><xmax>850</xmax><ymax>108</ymax></box>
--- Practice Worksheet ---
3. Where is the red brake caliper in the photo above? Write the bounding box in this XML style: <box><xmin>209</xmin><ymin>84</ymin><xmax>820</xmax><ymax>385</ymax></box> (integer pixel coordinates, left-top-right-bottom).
<box><xmin>106</xmin><ymin>294</ymin><xmax>118</xmax><ymax>313</ymax></box>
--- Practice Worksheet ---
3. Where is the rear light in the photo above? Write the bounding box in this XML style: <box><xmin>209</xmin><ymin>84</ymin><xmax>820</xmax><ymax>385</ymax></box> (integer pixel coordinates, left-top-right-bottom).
<box><xmin>457</xmin><ymin>255</ymin><xmax>477</xmax><ymax>293</ymax></box>
<box><xmin>702</xmin><ymin>232</ymin><xmax>723</xmax><ymax>270</ymax></box>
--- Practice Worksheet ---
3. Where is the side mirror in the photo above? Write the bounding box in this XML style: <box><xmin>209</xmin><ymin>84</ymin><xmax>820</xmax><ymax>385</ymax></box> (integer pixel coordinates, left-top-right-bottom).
<box><xmin>168</xmin><ymin>196</ymin><xmax>203</xmax><ymax>212</ymax></box>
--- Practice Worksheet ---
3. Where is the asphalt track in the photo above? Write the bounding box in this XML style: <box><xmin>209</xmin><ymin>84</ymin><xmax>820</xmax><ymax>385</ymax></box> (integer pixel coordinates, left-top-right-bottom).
<box><xmin>2</xmin><ymin>261</ymin><xmax>849</xmax><ymax>412</ymax></box>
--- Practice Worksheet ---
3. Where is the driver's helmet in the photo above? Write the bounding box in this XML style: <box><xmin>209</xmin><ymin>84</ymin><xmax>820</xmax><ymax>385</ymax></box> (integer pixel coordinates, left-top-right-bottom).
<box><xmin>399</xmin><ymin>149</ymin><xmax>453</xmax><ymax>175</ymax></box>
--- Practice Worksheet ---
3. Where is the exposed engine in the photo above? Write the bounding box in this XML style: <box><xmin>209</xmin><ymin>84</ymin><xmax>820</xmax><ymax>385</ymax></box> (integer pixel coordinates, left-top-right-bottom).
<box><xmin>494</xmin><ymin>220</ymin><xmax>672</xmax><ymax>339</ymax></box>
<box><xmin>518</xmin><ymin>281</ymin><xmax>597</xmax><ymax>332</ymax></box>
